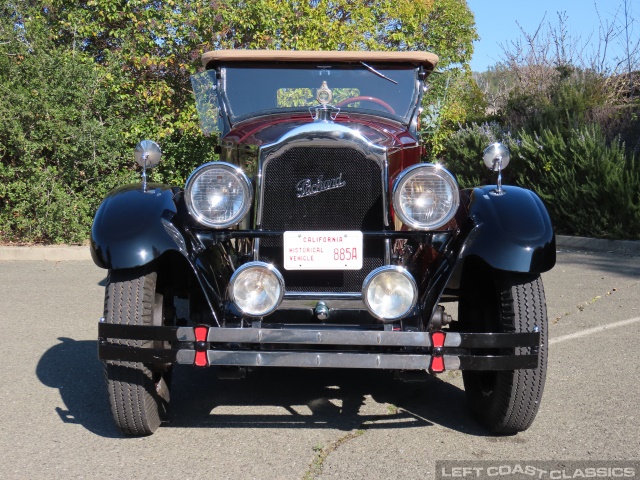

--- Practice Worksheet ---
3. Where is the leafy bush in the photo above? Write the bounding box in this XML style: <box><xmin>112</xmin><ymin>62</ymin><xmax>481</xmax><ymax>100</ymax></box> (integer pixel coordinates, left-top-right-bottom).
<box><xmin>440</xmin><ymin>122</ymin><xmax>516</xmax><ymax>187</ymax></box>
<box><xmin>0</xmin><ymin>6</ymin><xmax>212</xmax><ymax>244</ymax></box>
<box><xmin>441</xmin><ymin>123</ymin><xmax>640</xmax><ymax>240</ymax></box>
<box><xmin>420</xmin><ymin>69</ymin><xmax>488</xmax><ymax>160</ymax></box>
<box><xmin>0</xmin><ymin>44</ymin><xmax>134</xmax><ymax>243</ymax></box>
<box><xmin>1</xmin><ymin>0</ymin><xmax>479</xmax><ymax>244</ymax></box>
<box><xmin>504</xmin><ymin>68</ymin><xmax>612</xmax><ymax>139</ymax></box>
<box><xmin>0</xmin><ymin>42</ymin><xmax>212</xmax><ymax>244</ymax></box>
<box><xmin>516</xmin><ymin>126</ymin><xmax>640</xmax><ymax>239</ymax></box>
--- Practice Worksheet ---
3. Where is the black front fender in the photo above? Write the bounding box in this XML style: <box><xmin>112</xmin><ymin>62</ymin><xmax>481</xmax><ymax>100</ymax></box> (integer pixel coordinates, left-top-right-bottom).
<box><xmin>459</xmin><ymin>186</ymin><xmax>556</xmax><ymax>273</ymax></box>
<box><xmin>90</xmin><ymin>184</ymin><xmax>186</xmax><ymax>270</ymax></box>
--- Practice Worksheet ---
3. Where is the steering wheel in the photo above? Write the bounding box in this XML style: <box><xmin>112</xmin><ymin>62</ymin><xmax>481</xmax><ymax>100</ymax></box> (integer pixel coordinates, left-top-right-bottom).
<box><xmin>335</xmin><ymin>96</ymin><xmax>396</xmax><ymax>114</ymax></box>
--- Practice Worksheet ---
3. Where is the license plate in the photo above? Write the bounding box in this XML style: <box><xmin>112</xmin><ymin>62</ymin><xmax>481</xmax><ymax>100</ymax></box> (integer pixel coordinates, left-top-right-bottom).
<box><xmin>283</xmin><ymin>231</ymin><xmax>363</xmax><ymax>270</ymax></box>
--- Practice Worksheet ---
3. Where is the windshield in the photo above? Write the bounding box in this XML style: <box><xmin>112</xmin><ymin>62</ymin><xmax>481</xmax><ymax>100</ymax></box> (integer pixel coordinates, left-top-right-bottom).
<box><xmin>192</xmin><ymin>63</ymin><xmax>421</xmax><ymax>132</ymax></box>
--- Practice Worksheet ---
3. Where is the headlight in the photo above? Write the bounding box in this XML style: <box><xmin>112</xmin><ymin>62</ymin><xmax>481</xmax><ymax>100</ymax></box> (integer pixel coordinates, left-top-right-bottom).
<box><xmin>362</xmin><ymin>266</ymin><xmax>417</xmax><ymax>322</ymax></box>
<box><xmin>228</xmin><ymin>262</ymin><xmax>285</xmax><ymax>317</ymax></box>
<box><xmin>185</xmin><ymin>162</ymin><xmax>252</xmax><ymax>228</ymax></box>
<box><xmin>392</xmin><ymin>164</ymin><xmax>459</xmax><ymax>230</ymax></box>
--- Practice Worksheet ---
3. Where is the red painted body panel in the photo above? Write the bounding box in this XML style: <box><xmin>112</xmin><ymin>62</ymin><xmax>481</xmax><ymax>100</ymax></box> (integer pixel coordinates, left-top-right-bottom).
<box><xmin>223</xmin><ymin>112</ymin><xmax>417</xmax><ymax>150</ymax></box>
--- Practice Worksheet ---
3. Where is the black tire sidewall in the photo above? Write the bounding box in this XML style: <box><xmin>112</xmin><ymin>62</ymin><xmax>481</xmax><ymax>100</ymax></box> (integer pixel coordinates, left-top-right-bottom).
<box><xmin>460</xmin><ymin>269</ymin><xmax>548</xmax><ymax>434</ymax></box>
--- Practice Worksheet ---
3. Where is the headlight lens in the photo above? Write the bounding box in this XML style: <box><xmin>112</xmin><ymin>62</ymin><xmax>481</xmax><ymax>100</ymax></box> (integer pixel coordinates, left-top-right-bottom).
<box><xmin>228</xmin><ymin>262</ymin><xmax>284</xmax><ymax>317</ymax></box>
<box><xmin>392</xmin><ymin>164</ymin><xmax>459</xmax><ymax>230</ymax></box>
<box><xmin>362</xmin><ymin>266</ymin><xmax>417</xmax><ymax>322</ymax></box>
<box><xmin>185</xmin><ymin>162</ymin><xmax>252</xmax><ymax>228</ymax></box>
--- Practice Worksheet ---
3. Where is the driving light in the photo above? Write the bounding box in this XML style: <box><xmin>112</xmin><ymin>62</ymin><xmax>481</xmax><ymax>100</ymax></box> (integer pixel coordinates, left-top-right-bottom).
<box><xmin>228</xmin><ymin>262</ymin><xmax>284</xmax><ymax>316</ymax></box>
<box><xmin>185</xmin><ymin>162</ymin><xmax>252</xmax><ymax>228</ymax></box>
<box><xmin>392</xmin><ymin>164</ymin><xmax>459</xmax><ymax>230</ymax></box>
<box><xmin>362</xmin><ymin>266</ymin><xmax>417</xmax><ymax>322</ymax></box>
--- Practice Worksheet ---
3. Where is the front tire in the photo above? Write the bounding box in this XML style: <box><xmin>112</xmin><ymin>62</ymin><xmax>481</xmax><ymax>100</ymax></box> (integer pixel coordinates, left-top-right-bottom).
<box><xmin>103</xmin><ymin>269</ymin><xmax>172</xmax><ymax>436</ymax></box>
<box><xmin>459</xmin><ymin>268</ymin><xmax>548</xmax><ymax>434</ymax></box>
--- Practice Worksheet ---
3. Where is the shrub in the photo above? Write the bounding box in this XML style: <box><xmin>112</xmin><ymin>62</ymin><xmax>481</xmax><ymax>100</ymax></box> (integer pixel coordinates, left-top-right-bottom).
<box><xmin>441</xmin><ymin>122</ymin><xmax>518</xmax><ymax>187</ymax></box>
<box><xmin>516</xmin><ymin>125</ymin><xmax>640</xmax><ymax>239</ymax></box>
<box><xmin>0</xmin><ymin>45</ymin><xmax>136</xmax><ymax>243</ymax></box>
<box><xmin>440</xmin><ymin>123</ymin><xmax>640</xmax><ymax>240</ymax></box>
<box><xmin>0</xmin><ymin>8</ymin><xmax>213</xmax><ymax>244</ymax></box>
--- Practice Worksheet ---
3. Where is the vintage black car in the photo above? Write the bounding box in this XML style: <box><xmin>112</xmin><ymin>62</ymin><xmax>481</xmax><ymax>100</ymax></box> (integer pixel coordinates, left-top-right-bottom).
<box><xmin>91</xmin><ymin>50</ymin><xmax>555</xmax><ymax>436</ymax></box>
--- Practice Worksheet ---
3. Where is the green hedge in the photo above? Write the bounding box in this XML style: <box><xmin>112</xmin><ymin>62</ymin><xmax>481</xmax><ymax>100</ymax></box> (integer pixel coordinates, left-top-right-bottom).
<box><xmin>0</xmin><ymin>29</ymin><xmax>214</xmax><ymax>244</ymax></box>
<box><xmin>442</xmin><ymin>123</ymin><xmax>640</xmax><ymax>240</ymax></box>
<box><xmin>1</xmin><ymin>10</ymin><xmax>637</xmax><ymax>243</ymax></box>
<box><xmin>0</xmin><ymin>48</ymin><xmax>134</xmax><ymax>243</ymax></box>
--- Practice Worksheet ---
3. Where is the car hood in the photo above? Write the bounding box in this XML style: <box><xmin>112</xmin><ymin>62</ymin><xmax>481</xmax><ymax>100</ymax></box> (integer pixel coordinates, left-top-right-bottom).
<box><xmin>221</xmin><ymin>113</ymin><xmax>419</xmax><ymax>151</ymax></box>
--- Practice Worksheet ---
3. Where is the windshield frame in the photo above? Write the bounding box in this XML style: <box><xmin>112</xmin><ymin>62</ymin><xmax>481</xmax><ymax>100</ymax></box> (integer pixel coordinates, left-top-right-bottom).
<box><xmin>212</xmin><ymin>61</ymin><xmax>426</xmax><ymax>130</ymax></box>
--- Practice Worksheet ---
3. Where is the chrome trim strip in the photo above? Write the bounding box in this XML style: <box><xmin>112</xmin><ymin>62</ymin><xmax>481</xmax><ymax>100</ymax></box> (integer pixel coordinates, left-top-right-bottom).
<box><xmin>384</xmin><ymin>238</ymin><xmax>391</xmax><ymax>265</ymax></box>
<box><xmin>409</xmin><ymin>68</ymin><xmax>425</xmax><ymax>137</ymax></box>
<box><xmin>281</xmin><ymin>292</ymin><xmax>364</xmax><ymax>310</ymax></box>
<box><xmin>176</xmin><ymin>327</ymin><xmax>196</xmax><ymax>342</ymax></box>
<box><xmin>284</xmin><ymin>292</ymin><xmax>361</xmax><ymax>300</ymax></box>
<box><xmin>443</xmin><ymin>355</ymin><xmax>461</xmax><ymax>371</ymax></box>
<box><xmin>206</xmin><ymin>327</ymin><xmax>432</xmax><ymax>347</ymax></box>
<box><xmin>206</xmin><ymin>351</ymin><xmax>432</xmax><ymax>369</ymax></box>
<box><xmin>253</xmin><ymin>237</ymin><xmax>261</xmax><ymax>261</ymax></box>
<box><xmin>176</xmin><ymin>350</ymin><xmax>196</xmax><ymax>364</ymax></box>
<box><xmin>217</xmin><ymin>67</ymin><xmax>233</xmax><ymax>134</ymax></box>
<box><xmin>443</xmin><ymin>332</ymin><xmax>462</xmax><ymax>347</ymax></box>
<box><xmin>280</xmin><ymin>297</ymin><xmax>366</xmax><ymax>310</ymax></box>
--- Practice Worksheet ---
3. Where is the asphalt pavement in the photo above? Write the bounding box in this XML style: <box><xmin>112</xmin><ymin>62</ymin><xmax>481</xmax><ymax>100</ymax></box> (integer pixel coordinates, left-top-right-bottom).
<box><xmin>0</xmin><ymin>249</ymin><xmax>638</xmax><ymax>479</ymax></box>
<box><xmin>2</xmin><ymin>235</ymin><xmax>639</xmax><ymax>261</ymax></box>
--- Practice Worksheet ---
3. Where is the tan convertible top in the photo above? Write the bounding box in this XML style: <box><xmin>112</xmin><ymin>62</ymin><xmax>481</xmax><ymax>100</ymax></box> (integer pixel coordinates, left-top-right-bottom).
<box><xmin>202</xmin><ymin>50</ymin><xmax>438</xmax><ymax>68</ymax></box>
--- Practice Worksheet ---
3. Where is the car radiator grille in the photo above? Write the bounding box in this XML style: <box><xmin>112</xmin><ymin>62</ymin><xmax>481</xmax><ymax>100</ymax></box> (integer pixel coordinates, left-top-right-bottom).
<box><xmin>259</xmin><ymin>147</ymin><xmax>385</xmax><ymax>292</ymax></box>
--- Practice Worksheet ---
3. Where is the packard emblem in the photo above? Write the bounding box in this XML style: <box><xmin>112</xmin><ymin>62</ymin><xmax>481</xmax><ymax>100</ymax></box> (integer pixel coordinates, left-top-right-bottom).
<box><xmin>296</xmin><ymin>174</ymin><xmax>346</xmax><ymax>198</ymax></box>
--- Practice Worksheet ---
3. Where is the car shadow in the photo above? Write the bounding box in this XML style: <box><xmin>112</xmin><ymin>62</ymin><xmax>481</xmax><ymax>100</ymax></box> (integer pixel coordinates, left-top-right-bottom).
<box><xmin>168</xmin><ymin>367</ymin><xmax>487</xmax><ymax>435</ymax></box>
<box><xmin>37</xmin><ymin>338</ymin><xmax>488</xmax><ymax>437</ymax></box>
<box><xmin>36</xmin><ymin>337</ymin><xmax>122</xmax><ymax>438</ymax></box>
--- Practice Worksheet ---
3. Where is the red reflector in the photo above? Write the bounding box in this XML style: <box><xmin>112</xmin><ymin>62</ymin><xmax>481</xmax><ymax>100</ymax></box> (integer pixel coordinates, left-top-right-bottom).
<box><xmin>195</xmin><ymin>351</ymin><xmax>208</xmax><ymax>367</ymax></box>
<box><xmin>430</xmin><ymin>331</ymin><xmax>446</xmax><ymax>373</ymax></box>
<box><xmin>193</xmin><ymin>326</ymin><xmax>209</xmax><ymax>367</ymax></box>
<box><xmin>194</xmin><ymin>325</ymin><xmax>208</xmax><ymax>342</ymax></box>
<box><xmin>431</xmin><ymin>331</ymin><xmax>445</xmax><ymax>348</ymax></box>
<box><xmin>431</xmin><ymin>356</ymin><xmax>445</xmax><ymax>373</ymax></box>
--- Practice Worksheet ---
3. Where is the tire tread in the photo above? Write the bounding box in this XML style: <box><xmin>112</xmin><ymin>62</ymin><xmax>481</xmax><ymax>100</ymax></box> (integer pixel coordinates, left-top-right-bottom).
<box><xmin>461</xmin><ymin>271</ymin><xmax>548</xmax><ymax>434</ymax></box>
<box><xmin>103</xmin><ymin>270</ymin><xmax>168</xmax><ymax>436</ymax></box>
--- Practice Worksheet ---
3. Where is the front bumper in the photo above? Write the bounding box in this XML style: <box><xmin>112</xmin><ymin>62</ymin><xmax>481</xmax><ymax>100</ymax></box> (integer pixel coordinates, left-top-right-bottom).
<box><xmin>98</xmin><ymin>323</ymin><xmax>540</xmax><ymax>373</ymax></box>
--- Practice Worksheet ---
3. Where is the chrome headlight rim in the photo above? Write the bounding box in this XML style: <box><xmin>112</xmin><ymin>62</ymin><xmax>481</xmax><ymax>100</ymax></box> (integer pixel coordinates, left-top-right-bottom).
<box><xmin>228</xmin><ymin>261</ymin><xmax>285</xmax><ymax>317</ymax></box>
<box><xmin>362</xmin><ymin>265</ymin><xmax>418</xmax><ymax>322</ymax></box>
<box><xmin>392</xmin><ymin>163</ymin><xmax>459</xmax><ymax>231</ymax></box>
<box><xmin>185</xmin><ymin>161</ymin><xmax>253</xmax><ymax>229</ymax></box>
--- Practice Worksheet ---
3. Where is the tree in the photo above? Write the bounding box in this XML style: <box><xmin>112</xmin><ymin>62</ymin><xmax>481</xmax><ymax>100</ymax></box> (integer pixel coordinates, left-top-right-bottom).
<box><xmin>0</xmin><ymin>3</ymin><xmax>136</xmax><ymax>243</ymax></box>
<box><xmin>1</xmin><ymin>0</ymin><xmax>480</xmax><ymax>243</ymax></box>
<box><xmin>46</xmin><ymin>0</ymin><xmax>481</xmax><ymax>157</ymax></box>
<box><xmin>211</xmin><ymin>0</ymin><xmax>481</xmax><ymax>159</ymax></box>
<box><xmin>210</xmin><ymin>0</ymin><xmax>476</xmax><ymax>66</ymax></box>
<box><xmin>440</xmin><ymin>4</ymin><xmax>640</xmax><ymax>240</ymax></box>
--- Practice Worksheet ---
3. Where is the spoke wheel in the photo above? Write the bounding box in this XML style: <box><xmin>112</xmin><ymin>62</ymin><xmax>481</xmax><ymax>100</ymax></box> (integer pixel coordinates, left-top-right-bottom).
<box><xmin>103</xmin><ymin>269</ymin><xmax>173</xmax><ymax>436</ymax></box>
<box><xmin>458</xmin><ymin>268</ymin><xmax>548</xmax><ymax>434</ymax></box>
